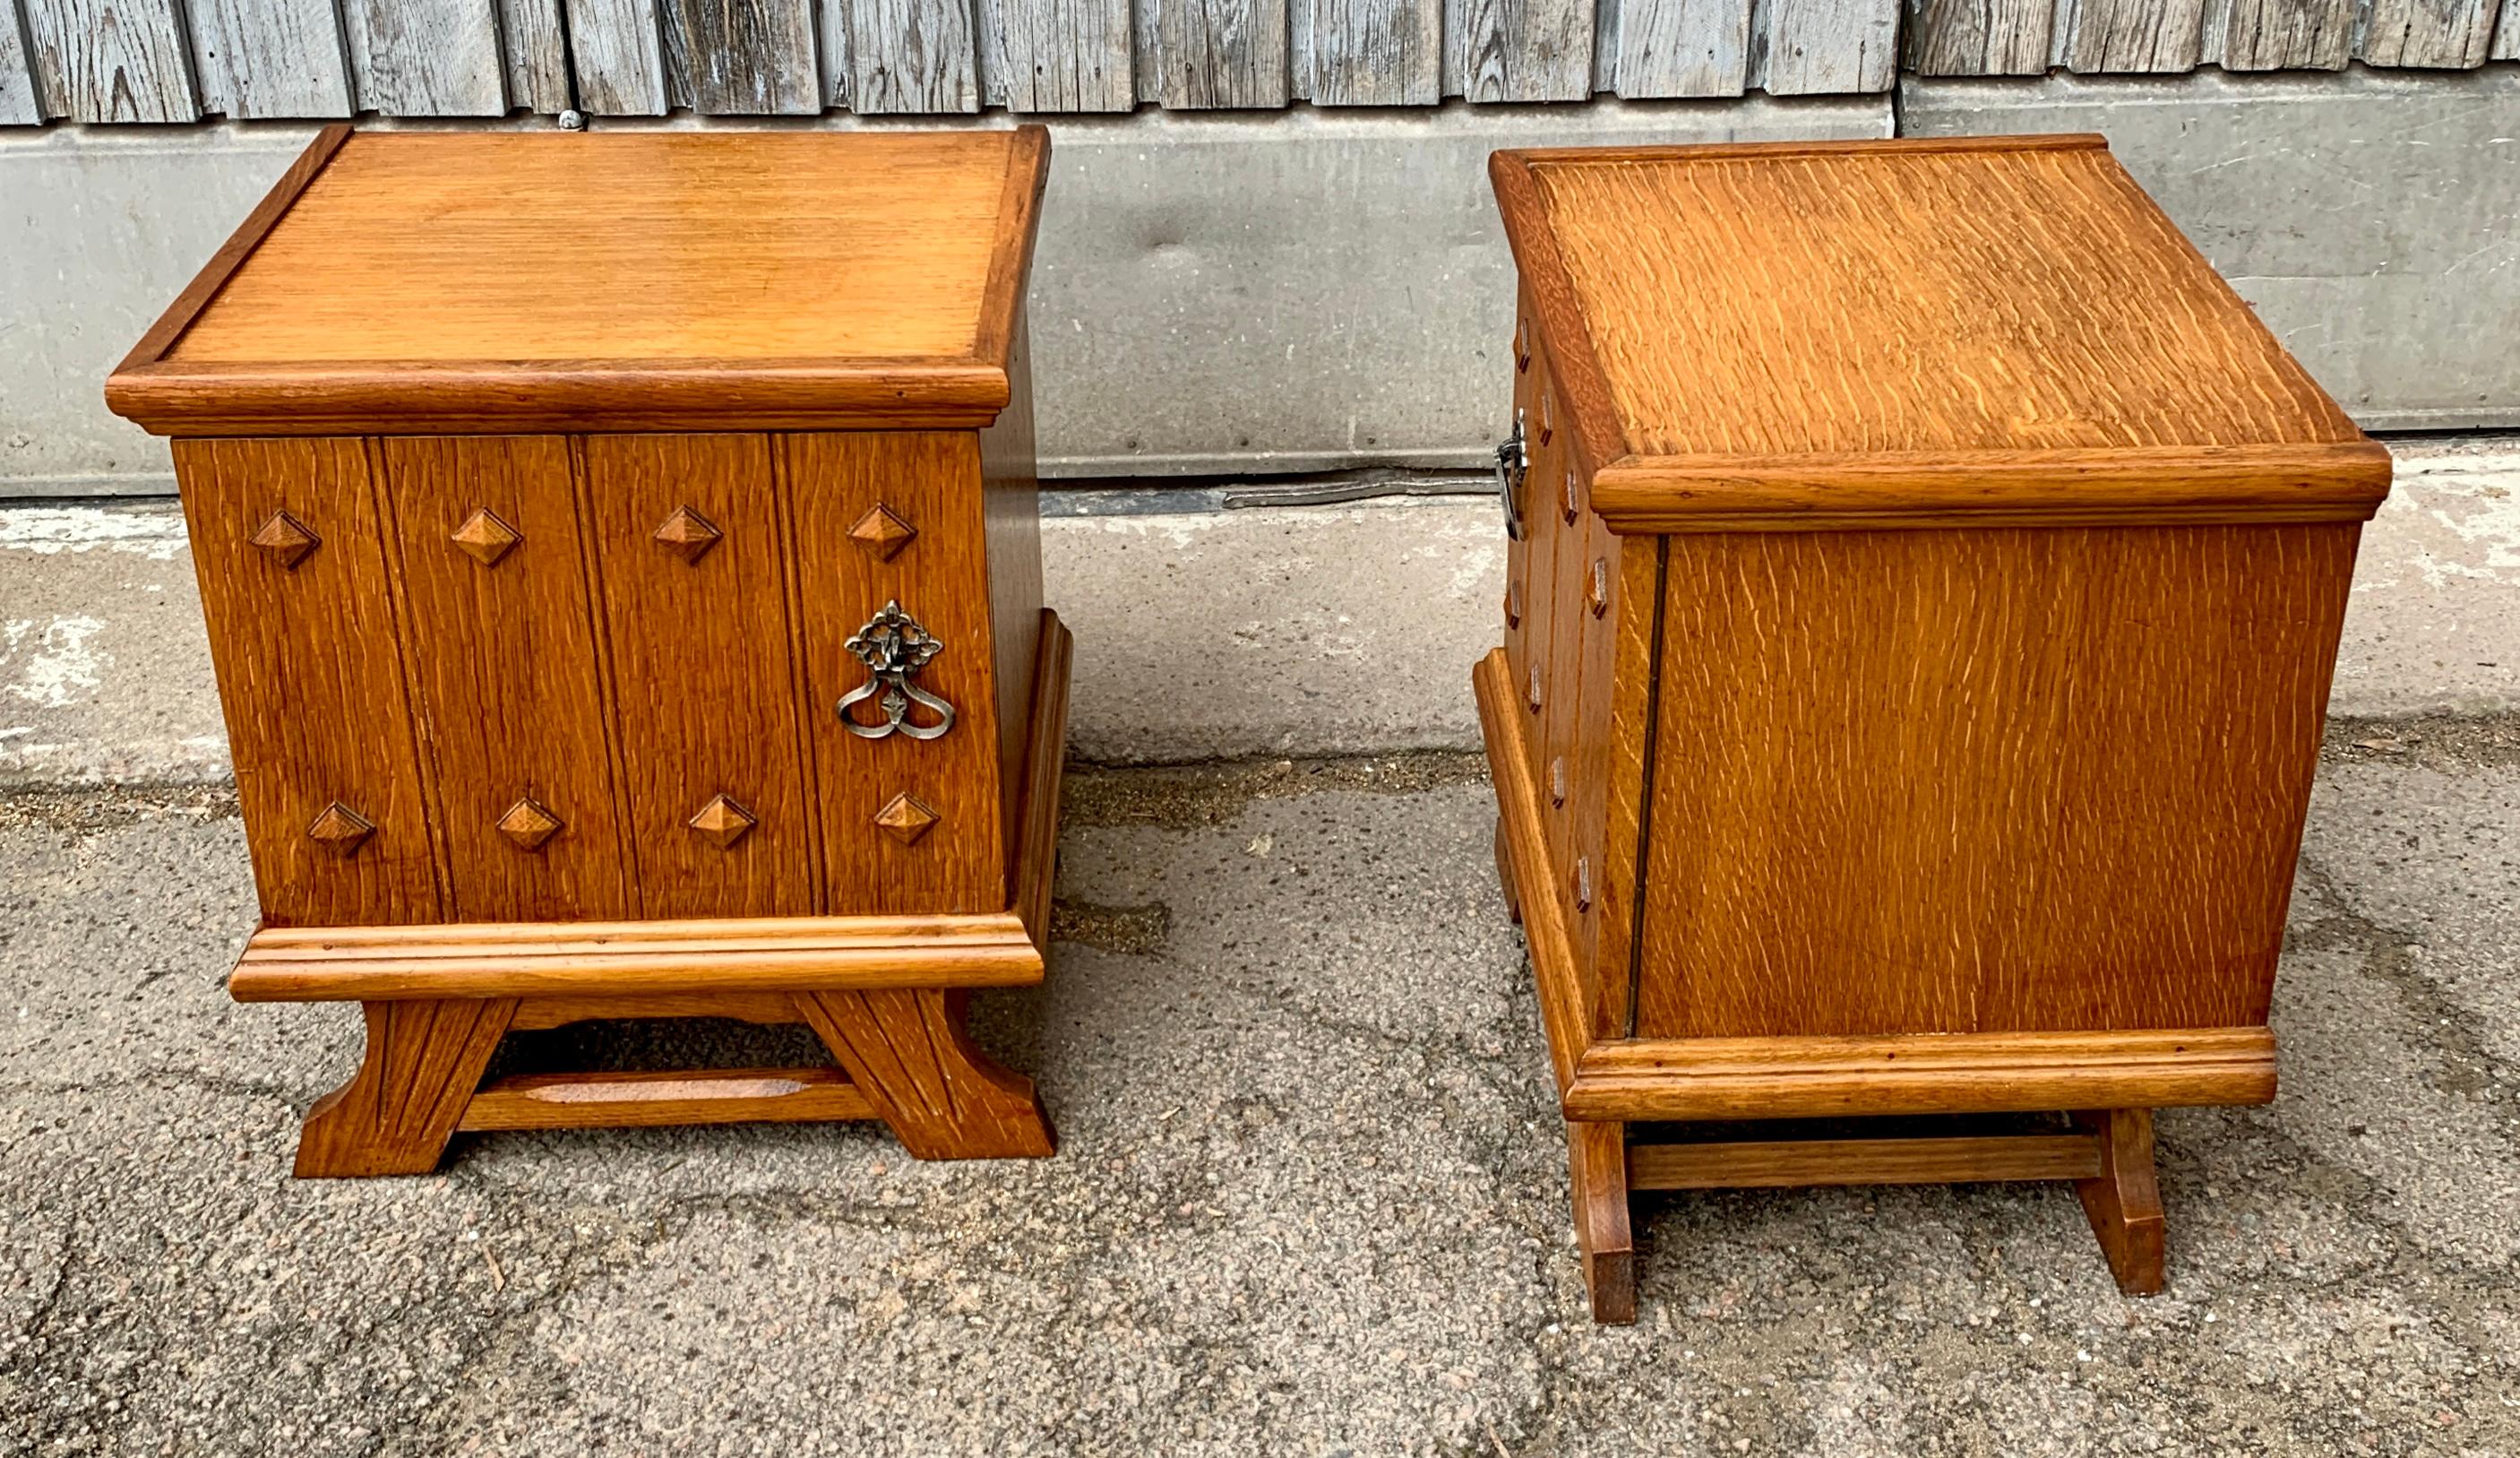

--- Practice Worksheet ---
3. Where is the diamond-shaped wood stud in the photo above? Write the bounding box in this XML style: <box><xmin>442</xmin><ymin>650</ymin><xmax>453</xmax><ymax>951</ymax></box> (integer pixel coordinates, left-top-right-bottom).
<box><xmin>251</xmin><ymin>510</ymin><xmax>320</xmax><ymax>570</ymax></box>
<box><xmin>847</xmin><ymin>504</ymin><xmax>917</xmax><ymax>562</ymax></box>
<box><xmin>1513</xmin><ymin>320</ymin><xmax>1530</xmax><ymax>373</ymax></box>
<box><xmin>306</xmin><ymin>801</ymin><xmax>374</xmax><ymax>856</ymax></box>
<box><xmin>652</xmin><ymin>505</ymin><xmax>722</xmax><ymax>564</ymax></box>
<box><xmin>1562</xmin><ymin>470</ymin><xmax>1581</xmax><ymax>524</ymax></box>
<box><xmin>496</xmin><ymin>797</ymin><xmax>563</xmax><ymax>851</ymax></box>
<box><xmin>1550</xmin><ymin>756</ymin><xmax>1568</xmax><ymax>808</ymax></box>
<box><xmin>1527</xmin><ymin>665</ymin><xmax>1544</xmax><ymax>713</ymax></box>
<box><xmin>451</xmin><ymin>508</ymin><xmax>521</xmax><ymax>566</ymax></box>
<box><xmin>687</xmin><ymin>793</ymin><xmax>757</xmax><ymax>850</ymax></box>
<box><xmin>874</xmin><ymin>792</ymin><xmax>939</xmax><ymax>846</ymax></box>
<box><xmin>1503</xmin><ymin>582</ymin><xmax>1521</xmax><ymax>629</ymax></box>
<box><xmin>1587</xmin><ymin>558</ymin><xmax>1610</xmax><ymax>617</ymax></box>
<box><xmin>1574</xmin><ymin>856</ymin><xmax>1593</xmax><ymax>913</ymax></box>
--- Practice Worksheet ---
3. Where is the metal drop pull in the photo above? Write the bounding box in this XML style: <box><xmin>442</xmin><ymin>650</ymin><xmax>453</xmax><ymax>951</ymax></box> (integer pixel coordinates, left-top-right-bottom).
<box><xmin>1494</xmin><ymin>409</ymin><xmax>1527</xmax><ymax>542</ymax></box>
<box><xmin>838</xmin><ymin>600</ymin><xmax>955</xmax><ymax>741</ymax></box>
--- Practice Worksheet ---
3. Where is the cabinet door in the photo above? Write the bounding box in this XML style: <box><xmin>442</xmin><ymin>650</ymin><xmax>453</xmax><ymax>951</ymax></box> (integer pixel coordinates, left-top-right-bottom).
<box><xmin>581</xmin><ymin>435</ymin><xmax>815</xmax><ymax>919</ymax></box>
<box><xmin>176</xmin><ymin>438</ymin><xmax>440</xmax><ymax>927</ymax></box>
<box><xmin>380</xmin><ymin>436</ymin><xmax>632</xmax><ymax>921</ymax></box>
<box><xmin>784</xmin><ymin>432</ymin><xmax>1006</xmax><ymax>916</ymax></box>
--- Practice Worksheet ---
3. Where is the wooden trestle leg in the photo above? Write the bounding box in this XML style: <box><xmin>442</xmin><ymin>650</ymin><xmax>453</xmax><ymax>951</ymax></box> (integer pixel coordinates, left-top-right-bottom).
<box><xmin>2074</xmin><ymin>1108</ymin><xmax>2166</xmax><ymax>1295</ymax></box>
<box><xmin>295</xmin><ymin>998</ymin><xmax>518</xmax><ymax>1177</ymax></box>
<box><xmin>1569</xmin><ymin>1119</ymin><xmax>1638</xmax><ymax>1324</ymax></box>
<box><xmin>797</xmin><ymin>989</ymin><xmax>1056</xmax><ymax>1159</ymax></box>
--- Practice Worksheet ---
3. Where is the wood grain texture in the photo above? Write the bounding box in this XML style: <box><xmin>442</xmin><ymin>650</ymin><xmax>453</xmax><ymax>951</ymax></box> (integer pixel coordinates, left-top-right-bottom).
<box><xmin>294</xmin><ymin>998</ymin><xmax>515</xmax><ymax>1176</ymax></box>
<box><xmin>0</xmin><ymin>1</ymin><xmax>41</xmax><ymax>123</ymax></box>
<box><xmin>340</xmin><ymin>0</ymin><xmax>508</xmax><ymax>113</ymax></box>
<box><xmin>508</xmin><ymin>991</ymin><xmax>808</xmax><ymax>1027</ymax></box>
<box><xmin>1475</xmin><ymin>648</ymin><xmax>1587</xmax><ymax>1096</ymax></box>
<box><xmin>22</xmin><ymin>0</ymin><xmax>200</xmax><ymax>121</ymax></box>
<box><xmin>564</xmin><ymin>0</ymin><xmax>671</xmax><ymax>111</ymax></box>
<box><xmin>2215</xmin><ymin>0</ymin><xmax>2352</xmax><ymax>65</ymax></box>
<box><xmin>230</xmin><ymin>913</ymin><xmax>1045</xmax><ymax>1000</ymax></box>
<box><xmin>1753</xmin><ymin>0</ymin><xmax>1898</xmax><ymax>91</ymax></box>
<box><xmin>1504</xmin><ymin>140</ymin><xmax>2363</xmax><ymax>465</ymax></box>
<box><xmin>1630</xmin><ymin>1131</ymin><xmax>2104</xmax><ymax>1188</ymax></box>
<box><xmin>2495</xmin><ymin>0</ymin><xmax>2519</xmax><ymax>56</ymax></box>
<box><xmin>1158</xmin><ymin>0</ymin><xmax>1289</xmax><ymax>105</ymax></box>
<box><xmin>982</xmin><ymin>314</ymin><xmax>1046</xmax><ymax>861</ymax></box>
<box><xmin>1010</xmin><ymin>612</ymin><xmax>1072</xmax><ymax>943</ymax></box>
<box><xmin>997</xmin><ymin>0</ymin><xmax>1133</xmax><ymax>108</ymax></box>
<box><xmin>1611</xmin><ymin>0</ymin><xmax>1750</xmax><ymax>95</ymax></box>
<box><xmin>112</xmin><ymin>130</ymin><xmax>1046</xmax><ymax>436</ymax></box>
<box><xmin>1567</xmin><ymin>1120</ymin><xmax>1635</xmax><ymax>1324</ymax></box>
<box><xmin>460</xmin><ymin>1066</ymin><xmax>875</xmax><ymax>1129</ymax></box>
<box><xmin>2356</xmin><ymin>0</ymin><xmax>2498</xmax><ymax>65</ymax></box>
<box><xmin>378</xmin><ymin>437</ymin><xmax>633</xmax><ymax>923</ymax></box>
<box><xmin>844</xmin><ymin>0</ymin><xmax>980</xmax><ymax>110</ymax></box>
<box><xmin>1307</xmin><ymin>0</ymin><xmax>1439</xmax><ymax>102</ymax></box>
<box><xmin>785</xmin><ymin>432</ymin><xmax>1010</xmax><ymax>916</ymax></box>
<box><xmin>495</xmin><ymin>0</ymin><xmax>575</xmax><ymax>110</ymax></box>
<box><xmin>177</xmin><ymin>438</ymin><xmax>442</xmax><ymax>928</ymax></box>
<box><xmin>1455</xmin><ymin>0</ymin><xmax>1591</xmax><ymax>100</ymax></box>
<box><xmin>1633</xmin><ymin>523</ymin><xmax>2357</xmax><ymax>1039</ymax></box>
<box><xmin>581</xmin><ymin>435</ymin><xmax>816</xmax><ymax>919</ymax></box>
<box><xmin>2059</xmin><ymin>0</ymin><xmax>2206</xmax><ymax>69</ymax></box>
<box><xmin>2074</xmin><ymin>1107</ymin><xmax>2166</xmax><ymax>1293</ymax></box>
<box><xmin>661</xmin><ymin>0</ymin><xmax>821</xmax><ymax>110</ymax></box>
<box><xmin>1905</xmin><ymin>0</ymin><xmax>2053</xmax><ymax>73</ymax></box>
<box><xmin>798</xmin><ymin>989</ymin><xmax>1054</xmax><ymax>1157</ymax></box>
<box><xmin>186</xmin><ymin>0</ymin><xmax>352</xmax><ymax>116</ymax></box>
<box><xmin>1565</xmin><ymin>1029</ymin><xmax>2277</xmax><ymax>1120</ymax></box>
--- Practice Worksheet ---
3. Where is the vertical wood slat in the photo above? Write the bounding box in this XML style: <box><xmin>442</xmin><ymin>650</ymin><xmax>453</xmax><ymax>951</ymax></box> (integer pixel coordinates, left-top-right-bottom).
<box><xmin>1754</xmin><ymin>0</ymin><xmax>1900</xmax><ymax>90</ymax></box>
<box><xmin>2</xmin><ymin>0</ymin><xmax>45</xmax><ymax>120</ymax></box>
<box><xmin>2496</xmin><ymin>0</ymin><xmax>2520</xmax><ymax>56</ymax></box>
<box><xmin>496</xmin><ymin>0</ymin><xmax>574</xmax><ymax>109</ymax></box>
<box><xmin>185</xmin><ymin>0</ymin><xmax>352</xmax><ymax>116</ymax></box>
<box><xmin>1905</xmin><ymin>0</ymin><xmax>2053</xmax><ymax>72</ymax></box>
<box><xmin>1613</xmin><ymin>0</ymin><xmax>1751</xmax><ymax>94</ymax></box>
<box><xmin>566</xmin><ymin>0</ymin><xmax>669</xmax><ymax>111</ymax></box>
<box><xmin>2055</xmin><ymin>0</ymin><xmax>2206</xmax><ymax>70</ymax></box>
<box><xmin>1309</xmin><ymin>0</ymin><xmax>1441</xmax><ymax>101</ymax></box>
<box><xmin>995</xmin><ymin>0</ymin><xmax>1132</xmax><ymax>108</ymax></box>
<box><xmin>1455</xmin><ymin>0</ymin><xmax>1593</xmax><ymax>99</ymax></box>
<box><xmin>2214</xmin><ymin>0</ymin><xmax>2353</xmax><ymax>65</ymax></box>
<box><xmin>2356</xmin><ymin>0</ymin><xmax>2498</xmax><ymax>65</ymax></box>
<box><xmin>662</xmin><ymin>0</ymin><xmax>821</xmax><ymax>112</ymax></box>
<box><xmin>1160</xmin><ymin>0</ymin><xmax>1289</xmax><ymax>103</ymax></box>
<box><xmin>846</xmin><ymin>0</ymin><xmax>980</xmax><ymax>111</ymax></box>
<box><xmin>817</xmin><ymin>0</ymin><xmax>852</xmax><ymax>103</ymax></box>
<box><xmin>22</xmin><ymin>0</ymin><xmax>200</xmax><ymax>120</ymax></box>
<box><xmin>340</xmin><ymin>0</ymin><xmax>510</xmax><ymax>113</ymax></box>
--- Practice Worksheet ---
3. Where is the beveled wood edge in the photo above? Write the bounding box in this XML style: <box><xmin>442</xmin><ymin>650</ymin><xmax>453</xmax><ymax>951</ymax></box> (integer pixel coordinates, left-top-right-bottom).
<box><xmin>1012</xmin><ymin>608</ymin><xmax>1074</xmax><ymax>945</ymax></box>
<box><xmin>111</xmin><ymin>124</ymin><xmax>355</xmax><ymax>381</ymax></box>
<box><xmin>458</xmin><ymin>1065</ymin><xmax>877</xmax><ymax>1131</ymax></box>
<box><xmin>1587</xmin><ymin>440</ymin><xmax>2395</xmax><ymax>533</ymax></box>
<box><xmin>1563</xmin><ymin>1026</ymin><xmax>2277</xmax><ymax>1122</ymax></box>
<box><xmin>1488</xmin><ymin>152</ymin><xmax>1630</xmax><ymax>480</ymax></box>
<box><xmin>1498</xmin><ymin>134</ymin><xmax>2110</xmax><ymax>168</ymax></box>
<box><xmin>228</xmin><ymin>911</ymin><xmax>1045</xmax><ymax>1002</ymax></box>
<box><xmin>106</xmin><ymin>358</ymin><xmax>1011</xmax><ymax>437</ymax></box>
<box><xmin>974</xmin><ymin>125</ymin><xmax>1052</xmax><ymax>375</ymax></box>
<box><xmin>1475</xmin><ymin>647</ymin><xmax>1588</xmax><ymax>1094</ymax></box>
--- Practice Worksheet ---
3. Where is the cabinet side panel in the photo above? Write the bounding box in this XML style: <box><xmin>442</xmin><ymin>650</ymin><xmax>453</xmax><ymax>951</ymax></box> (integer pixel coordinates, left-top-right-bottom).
<box><xmin>379</xmin><ymin>436</ymin><xmax>634</xmax><ymax>921</ymax></box>
<box><xmin>785</xmin><ymin>432</ymin><xmax>1008</xmax><ymax>916</ymax></box>
<box><xmin>580</xmin><ymin>434</ymin><xmax>816</xmax><ymax>919</ymax></box>
<box><xmin>176</xmin><ymin>437</ymin><xmax>442</xmax><ymax>927</ymax></box>
<box><xmin>1635</xmin><ymin>522</ymin><xmax>2359</xmax><ymax>1040</ymax></box>
<box><xmin>1585</xmin><ymin>533</ymin><xmax>1660</xmax><ymax>1041</ymax></box>
<box><xmin>980</xmin><ymin>316</ymin><xmax>1045</xmax><ymax>865</ymax></box>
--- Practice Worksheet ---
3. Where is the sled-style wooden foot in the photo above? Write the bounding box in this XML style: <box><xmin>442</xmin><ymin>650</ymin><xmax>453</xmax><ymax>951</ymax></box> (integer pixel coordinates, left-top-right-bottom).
<box><xmin>2074</xmin><ymin>1108</ymin><xmax>2166</xmax><ymax>1295</ymax></box>
<box><xmin>1569</xmin><ymin>1119</ymin><xmax>1637</xmax><ymax>1324</ymax></box>
<box><xmin>295</xmin><ymin>998</ymin><xmax>516</xmax><ymax>1178</ymax></box>
<box><xmin>798</xmin><ymin>988</ymin><xmax>1056</xmax><ymax>1160</ymax></box>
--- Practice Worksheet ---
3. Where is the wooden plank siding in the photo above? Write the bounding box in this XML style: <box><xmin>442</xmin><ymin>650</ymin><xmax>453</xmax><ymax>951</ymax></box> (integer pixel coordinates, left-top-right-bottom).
<box><xmin>0</xmin><ymin>0</ymin><xmax>2512</xmax><ymax>125</ymax></box>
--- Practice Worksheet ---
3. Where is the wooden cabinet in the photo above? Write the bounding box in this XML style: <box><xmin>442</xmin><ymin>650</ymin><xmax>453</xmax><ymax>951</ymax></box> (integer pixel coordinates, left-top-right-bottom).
<box><xmin>1481</xmin><ymin>135</ymin><xmax>2391</xmax><ymax>1322</ymax></box>
<box><xmin>110</xmin><ymin>126</ymin><xmax>1069</xmax><ymax>1175</ymax></box>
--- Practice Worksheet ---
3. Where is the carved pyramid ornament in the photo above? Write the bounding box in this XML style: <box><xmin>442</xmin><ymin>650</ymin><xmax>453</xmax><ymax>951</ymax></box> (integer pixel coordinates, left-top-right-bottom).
<box><xmin>874</xmin><ymin>792</ymin><xmax>939</xmax><ymax>846</ymax></box>
<box><xmin>251</xmin><ymin>510</ymin><xmax>320</xmax><ymax>569</ymax></box>
<box><xmin>306</xmin><ymin>801</ymin><xmax>374</xmax><ymax>855</ymax></box>
<box><xmin>653</xmin><ymin>505</ymin><xmax>722</xmax><ymax>564</ymax></box>
<box><xmin>496</xmin><ymin>798</ymin><xmax>564</xmax><ymax>851</ymax></box>
<box><xmin>847</xmin><ymin>504</ymin><xmax>917</xmax><ymax>561</ymax></box>
<box><xmin>687</xmin><ymin>793</ymin><xmax>757</xmax><ymax>849</ymax></box>
<box><xmin>451</xmin><ymin>508</ymin><xmax>521</xmax><ymax>566</ymax></box>
<box><xmin>1587</xmin><ymin>557</ymin><xmax>1610</xmax><ymax>617</ymax></box>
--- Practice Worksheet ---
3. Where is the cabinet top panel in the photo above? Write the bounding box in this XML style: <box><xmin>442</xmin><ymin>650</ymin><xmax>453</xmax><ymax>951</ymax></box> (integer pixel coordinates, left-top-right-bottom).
<box><xmin>1492</xmin><ymin>137</ymin><xmax>2387</xmax><ymax>531</ymax></box>
<box><xmin>108</xmin><ymin>126</ymin><xmax>1047</xmax><ymax>437</ymax></box>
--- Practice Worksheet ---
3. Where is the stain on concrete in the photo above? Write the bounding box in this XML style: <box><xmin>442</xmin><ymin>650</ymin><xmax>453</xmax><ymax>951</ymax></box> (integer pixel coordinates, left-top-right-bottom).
<box><xmin>1048</xmin><ymin>899</ymin><xmax>1173</xmax><ymax>953</ymax></box>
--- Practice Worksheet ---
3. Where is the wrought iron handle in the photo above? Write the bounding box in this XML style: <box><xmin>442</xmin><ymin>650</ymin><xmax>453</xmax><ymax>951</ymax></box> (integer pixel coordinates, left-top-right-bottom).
<box><xmin>837</xmin><ymin>600</ymin><xmax>955</xmax><ymax>741</ymax></box>
<box><xmin>1493</xmin><ymin>409</ymin><xmax>1527</xmax><ymax>542</ymax></box>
